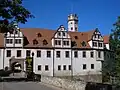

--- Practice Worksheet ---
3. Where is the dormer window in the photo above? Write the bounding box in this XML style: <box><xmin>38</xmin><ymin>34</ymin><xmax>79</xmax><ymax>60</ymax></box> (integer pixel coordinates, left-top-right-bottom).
<box><xmin>74</xmin><ymin>36</ymin><xmax>78</xmax><ymax>39</ymax></box>
<box><xmin>38</xmin><ymin>33</ymin><xmax>42</xmax><ymax>37</ymax></box>
<box><xmin>33</xmin><ymin>39</ymin><xmax>38</xmax><ymax>45</ymax></box>
<box><xmin>43</xmin><ymin>39</ymin><xmax>48</xmax><ymax>45</ymax></box>
<box><xmin>81</xmin><ymin>41</ymin><xmax>86</xmax><ymax>47</ymax></box>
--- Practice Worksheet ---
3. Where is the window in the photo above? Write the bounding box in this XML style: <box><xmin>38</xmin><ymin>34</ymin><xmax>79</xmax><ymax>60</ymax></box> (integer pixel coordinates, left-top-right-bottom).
<box><xmin>65</xmin><ymin>51</ymin><xmax>69</xmax><ymax>58</ymax></box>
<box><xmin>6</xmin><ymin>39</ymin><xmax>13</xmax><ymax>44</ymax></box>
<box><xmin>45</xmin><ymin>65</ymin><xmax>49</xmax><ymax>71</ymax></box>
<box><xmin>55</xmin><ymin>40</ymin><xmax>61</xmax><ymax>45</ymax></box>
<box><xmin>98</xmin><ymin>51</ymin><xmax>101</xmax><ymax>58</ymax></box>
<box><xmin>38</xmin><ymin>65</ymin><xmax>41</xmax><ymax>71</ymax></box>
<box><xmin>75</xmin><ymin>27</ymin><xmax>77</xmax><ymax>31</ymax></box>
<box><xmin>15</xmin><ymin>39</ymin><xmax>21</xmax><ymax>44</ymax></box>
<box><xmin>58</xmin><ymin>41</ymin><xmax>61</xmax><ymax>45</ymax></box>
<box><xmin>56</xmin><ymin>51</ymin><xmax>60</xmax><ymax>58</ymax></box>
<box><xmin>37</xmin><ymin>33</ymin><xmax>42</xmax><ymax>37</ymax></box>
<box><xmin>37</xmin><ymin>50</ymin><xmax>41</xmax><ymax>57</ymax></box>
<box><xmin>93</xmin><ymin>42</ymin><xmax>97</xmax><ymax>47</ymax></box>
<box><xmin>26</xmin><ymin>50</ymin><xmax>31</xmax><ymax>57</ymax></box>
<box><xmin>83</xmin><ymin>51</ymin><xmax>86</xmax><ymax>58</ymax></box>
<box><xmin>10</xmin><ymin>39</ymin><xmax>13</xmax><ymax>44</ymax></box>
<box><xmin>98</xmin><ymin>43</ymin><xmax>103</xmax><ymax>47</ymax></box>
<box><xmin>91</xmin><ymin>64</ymin><xmax>94</xmax><ymax>69</ymax></box>
<box><xmin>17</xmin><ymin>50</ymin><xmax>21</xmax><ymax>57</ymax></box>
<box><xmin>63</xmin><ymin>41</ymin><xmax>69</xmax><ymax>46</ymax></box>
<box><xmin>58</xmin><ymin>32</ymin><xmax>61</xmax><ymax>36</ymax></box>
<box><xmin>81</xmin><ymin>41</ymin><xmax>86</xmax><ymax>47</ymax></box>
<box><xmin>6</xmin><ymin>50</ymin><xmax>11</xmax><ymax>57</ymax></box>
<box><xmin>47</xmin><ymin>51</ymin><xmax>51</xmax><ymax>58</ymax></box>
<box><xmin>63</xmin><ymin>32</ymin><xmax>65</xmax><ymax>36</ymax></box>
<box><xmin>98</xmin><ymin>35</ymin><xmax>100</xmax><ymax>39</ymax></box>
<box><xmin>74</xmin><ymin>36</ymin><xmax>78</xmax><ymax>39</ymax></box>
<box><xmin>83</xmin><ymin>64</ymin><xmax>86</xmax><ymax>69</ymax></box>
<box><xmin>71</xmin><ymin>27</ymin><xmax>73</xmax><ymax>30</ymax></box>
<box><xmin>33</xmin><ymin>39</ymin><xmax>38</xmax><ymax>45</ymax></box>
<box><xmin>74</xmin><ymin>51</ymin><xmax>78</xmax><ymax>58</ymax></box>
<box><xmin>43</xmin><ymin>39</ymin><xmax>48</xmax><ymax>45</ymax></box>
<box><xmin>68</xmin><ymin>65</ymin><xmax>71</xmax><ymax>70</ymax></box>
<box><xmin>58</xmin><ymin>65</ymin><xmax>61</xmax><ymax>70</ymax></box>
<box><xmin>63</xmin><ymin>65</ymin><xmax>66</xmax><ymax>70</ymax></box>
<box><xmin>90</xmin><ymin>51</ymin><xmax>94</xmax><ymax>58</ymax></box>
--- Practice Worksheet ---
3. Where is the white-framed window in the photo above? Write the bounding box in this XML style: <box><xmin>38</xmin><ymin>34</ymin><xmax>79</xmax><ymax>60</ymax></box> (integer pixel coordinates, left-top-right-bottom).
<box><xmin>58</xmin><ymin>65</ymin><xmax>61</xmax><ymax>70</ymax></box>
<box><xmin>38</xmin><ymin>65</ymin><xmax>41</xmax><ymax>71</ymax></box>
<box><xmin>91</xmin><ymin>64</ymin><xmax>94</xmax><ymax>69</ymax></box>
<box><xmin>15</xmin><ymin>39</ymin><xmax>21</xmax><ymax>44</ymax></box>
<box><xmin>65</xmin><ymin>51</ymin><xmax>69</xmax><ymax>58</ymax></box>
<box><xmin>45</xmin><ymin>65</ymin><xmax>49</xmax><ymax>71</ymax></box>
<box><xmin>90</xmin><ymin>51</ymin><xmax>94</xmax><ymax>58</ymax></box>
<box><xmin>6</xmin><ymin>39</ymin><xmax>13</xmax><ymax>44</ymax></box>
<box><xmin>56</xmin><ymin>51</ymin><xmax>60</xmax><ymax>58</ymax></box>
<box><xmin>63</xmin><ymin>41</ymin><xmax>69</xmax><ymax>46</ymax></box>
<box><xmin>83</xmin><ymin>64</ymin><xmax>86</xmax><ymax>70</ymax></box>
<box><xmin>74</xmin><ymin>51</ymin><xmax>78</xmax><ymax>58</ymax></box>
<box><xmin>55</xmin><ymin>40</ymin><xmax>61</xmax><ymax>45</ymax></box>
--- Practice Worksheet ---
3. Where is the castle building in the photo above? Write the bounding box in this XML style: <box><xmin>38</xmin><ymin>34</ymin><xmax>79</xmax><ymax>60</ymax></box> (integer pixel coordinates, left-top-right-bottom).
<box><xmin>0</xmin><ymin>14</ymin><xmax>110</xmax><ymax>77</ymax></box>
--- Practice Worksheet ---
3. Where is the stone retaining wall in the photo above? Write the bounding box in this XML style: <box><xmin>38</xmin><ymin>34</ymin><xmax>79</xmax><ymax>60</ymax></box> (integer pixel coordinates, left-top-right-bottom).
<box><xmin>41</xmin><ymin>75</ymin><xmax>86</xmax><ymax>90</ymax></box>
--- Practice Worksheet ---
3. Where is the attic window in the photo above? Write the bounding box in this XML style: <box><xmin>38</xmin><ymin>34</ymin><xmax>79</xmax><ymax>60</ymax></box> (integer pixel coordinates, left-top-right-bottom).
<box><xmin>38</xmin><ymin>33</ymin><xmax>42</xmax><ymax>37</ymax></box>
<box><xmin>74</xmin><ymin>36</ymin><xmax>78</xmax><ymax>39</ymax></box>
<box><xmin>33</xmin><ymin>39</ymin><xmax>38</xmax><ymax>45</ymax></box>
<box><xmin>43</xmin><ymin>39</ymin><xmax>48</xmax><ymax>45</ymax></box>
<box><xmin>81</xmin><ymin>41</ymin><xmax>86</xmax><ymax>47</ymax></box>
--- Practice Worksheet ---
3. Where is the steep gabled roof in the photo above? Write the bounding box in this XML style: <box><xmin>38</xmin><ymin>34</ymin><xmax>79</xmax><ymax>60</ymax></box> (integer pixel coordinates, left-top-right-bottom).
<box><xmin>20</xmin><ymin>28</ymin><xmax>56</xmax><ymax>47</ymax></box>
<box><xmin>0</xmin><ymin>27</ymin><xmax>105</xmax><ymax>48</ymax></box>
<box><xmin>103</xmin><ymin>35</ymin><xmax>109</xmax><ymax>44</ymax></box>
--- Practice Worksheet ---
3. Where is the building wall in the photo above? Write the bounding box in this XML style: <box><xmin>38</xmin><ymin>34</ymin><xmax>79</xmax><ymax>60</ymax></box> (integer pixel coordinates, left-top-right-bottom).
<box><xmin>54</xmin><ymin>49</ymin><xmax>71</xmax><ymax>76</ymax></box>
<box><xmin>0</xmin><ymin>49</ymin><xmax>4</xmax><ymax>70</ymax></box>
<box><xmin>2</xmin><ymin>48</ymin><xmax>104</xmax><ymax>76</ymax></box>
<box><xmin>73</xmin><ymin>50</ymin><xmax>103</xmax><ymax>76</ymax></box>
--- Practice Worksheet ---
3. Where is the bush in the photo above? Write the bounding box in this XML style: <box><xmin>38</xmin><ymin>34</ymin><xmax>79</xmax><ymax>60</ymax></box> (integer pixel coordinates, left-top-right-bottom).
<box><xmin>0</xmin><ymin>69</ymin><xmax>12</xmax><ymax>77</ymax></box>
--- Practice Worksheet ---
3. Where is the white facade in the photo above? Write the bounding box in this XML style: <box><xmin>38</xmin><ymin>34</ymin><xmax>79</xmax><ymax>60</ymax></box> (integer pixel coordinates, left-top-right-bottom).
<box><xmin>0</xmin><ymin>16</ymin><xmax>109</xmax><ymax>77</ymax></box>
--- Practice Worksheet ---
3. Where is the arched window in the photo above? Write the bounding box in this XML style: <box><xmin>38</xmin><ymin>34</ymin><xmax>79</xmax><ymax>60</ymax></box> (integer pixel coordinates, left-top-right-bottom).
<box><xmin>43</xmin><ymin>39</ymin><xmax>48</xmax><ymax>45</ymax></box>
<box><xmin>33</xmin><ymin>39</ymin><xmax>38</xmax><ymax>45</ymax></box>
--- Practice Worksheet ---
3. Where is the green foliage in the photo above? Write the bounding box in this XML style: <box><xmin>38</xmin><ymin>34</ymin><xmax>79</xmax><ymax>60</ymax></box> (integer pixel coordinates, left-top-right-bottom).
<box><xmin>103</xmin><ymin>16</ymin><xmax>120</xmax><ymax>85</ymax></box>
<box><xmin>0</xmin><ymin>0</ymin><xmax>34</xmax><ymax>32</ymax></box>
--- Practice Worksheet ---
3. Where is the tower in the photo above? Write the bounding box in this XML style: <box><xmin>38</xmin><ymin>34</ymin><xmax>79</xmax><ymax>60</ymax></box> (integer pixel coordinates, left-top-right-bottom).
<box><xmin>68</xmin><ymin>14</ymin><xmax>78</xmax><ymax>32</ymax></box>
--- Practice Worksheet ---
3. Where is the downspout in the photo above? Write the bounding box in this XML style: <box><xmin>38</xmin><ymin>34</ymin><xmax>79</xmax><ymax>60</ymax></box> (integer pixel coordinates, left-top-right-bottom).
<box><xmin>53</xmin><ymin>48</ymin><xmax>55</xmax><ymax>77</ymax></box>
<box><xmin>3</xmin><ymin>34</ymin><xmax>6</xmax><ymax>70</ymax></box>
<box><xmin>3</xmin><ymin>48</ymin><xmax>5</xmax><ymax>70</ymax></box>
<box><xmin>53</xmin><ymin>39</ymin><xmax>55</xmax><ymax>77</ymax></box>
<box><xmin>71</xmin><ymin>47</ymin><xmax>73</xmax><ymax>78</ymax></box>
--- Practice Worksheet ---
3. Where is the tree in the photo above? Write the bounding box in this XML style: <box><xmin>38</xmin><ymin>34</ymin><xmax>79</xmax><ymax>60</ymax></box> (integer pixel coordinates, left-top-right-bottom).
<box><xmin>103</xmin><ymin>16</ymin><xmax>120</xmax><ymax>85</ymax></box>
<box><xmin>0</xmin><ymin>0</ymin><xmax>34</xmax><ymax>32</ymax></box>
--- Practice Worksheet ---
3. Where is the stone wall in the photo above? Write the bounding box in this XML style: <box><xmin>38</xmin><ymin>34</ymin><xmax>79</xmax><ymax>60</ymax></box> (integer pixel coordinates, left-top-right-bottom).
<box><xmin>41</xmin><ymin>75</ymin><xmax>86</xmax><ymax>90</ymax></box>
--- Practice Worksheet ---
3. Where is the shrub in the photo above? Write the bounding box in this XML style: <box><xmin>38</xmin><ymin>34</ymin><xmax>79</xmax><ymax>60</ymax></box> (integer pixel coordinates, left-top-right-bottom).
<box><xmin>0</xmin><ymin>69</ymin><xmax>12</xmax><ymax>77</ymax></box>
